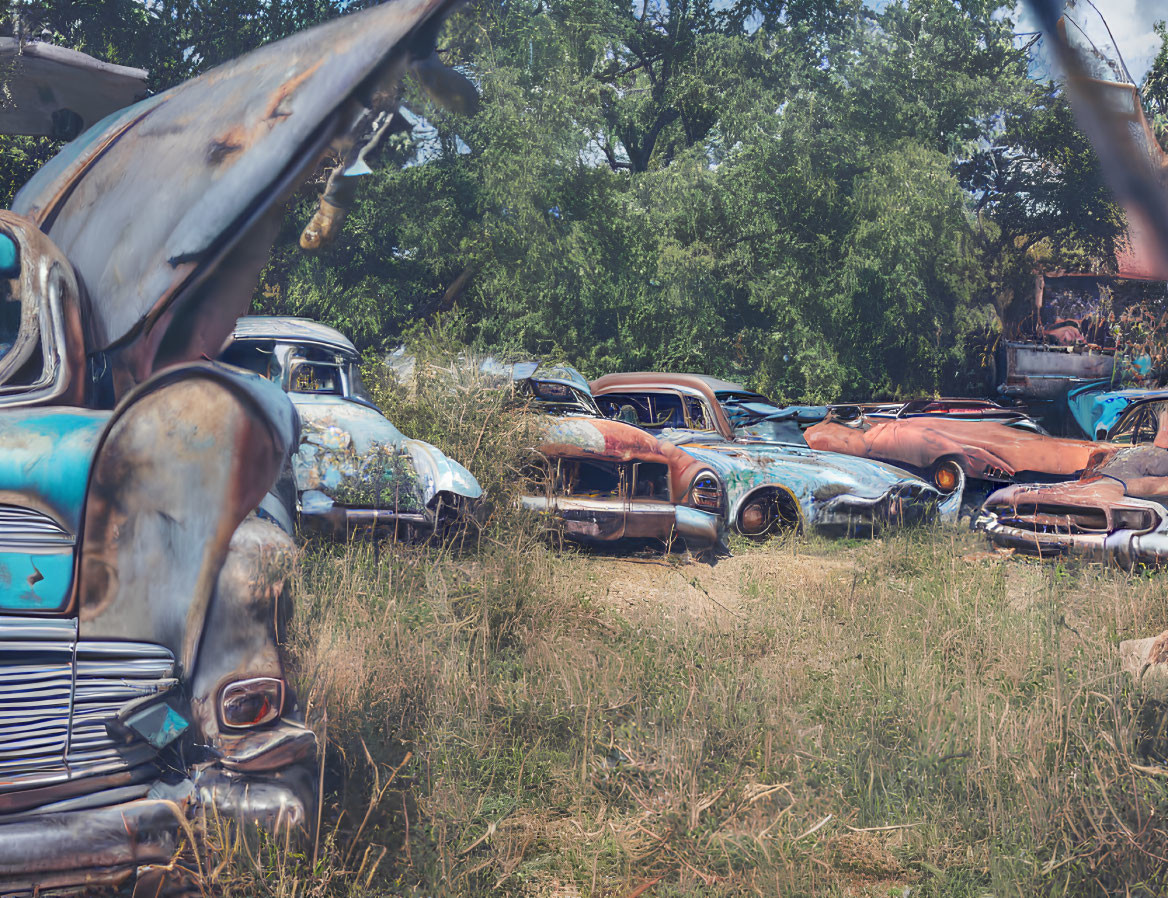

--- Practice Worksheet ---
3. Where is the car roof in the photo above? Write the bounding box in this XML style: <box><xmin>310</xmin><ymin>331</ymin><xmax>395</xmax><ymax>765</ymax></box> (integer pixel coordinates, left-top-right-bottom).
<box><xmin>231</xmin><ymin>316</ymin><xmax>358</xmax><ymax>355</ymax></box>
<box><xmin>592</xmin><ymin>372</ymin><xmax>752</xmax><ymax>395</ymax></box>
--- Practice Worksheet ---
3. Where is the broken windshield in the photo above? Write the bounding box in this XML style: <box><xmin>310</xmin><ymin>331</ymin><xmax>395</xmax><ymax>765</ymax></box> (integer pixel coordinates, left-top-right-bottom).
<box><xmin>526</xmin><ymin>380</ymin><xmax>602</xmax><ymax>417</ymax></box>
<box><xmin>716</xmin><ymin>392</ymin><xmax>809</xmax><ymax>445</ymax></box>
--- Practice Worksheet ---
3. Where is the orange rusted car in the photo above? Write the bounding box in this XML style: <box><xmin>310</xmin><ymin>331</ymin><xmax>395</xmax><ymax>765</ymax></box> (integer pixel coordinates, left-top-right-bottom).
<box><xmin>804</xmin><ymin>408</ymin><xmax>1116</xmax><ymax>495</ymax></box>
<box><xmin>977</xmin><ymin>401</ymin><xmax>1168</xmax><ymax>566</ymax></box>
<box><xmin>978</xmin><ymin>444</ymin><xmax>1168</xmax><ymax>566</ymax></box>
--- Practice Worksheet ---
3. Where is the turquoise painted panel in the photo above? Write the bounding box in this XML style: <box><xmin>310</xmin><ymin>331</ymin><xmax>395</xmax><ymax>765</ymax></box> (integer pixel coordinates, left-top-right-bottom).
<box><xmin>0</xmin><ymin>550</ymin><xmax>74</xmax><ymax>611</ymax></box>
<box><xmin>0</xmin><ymin>410</ymin><xmax>108</xmax><ymax>530</ymax></box>
<box><xmin>0</xmin><ymin>233</ymin><xmax>18</xmax><ymax>276</ymax></box>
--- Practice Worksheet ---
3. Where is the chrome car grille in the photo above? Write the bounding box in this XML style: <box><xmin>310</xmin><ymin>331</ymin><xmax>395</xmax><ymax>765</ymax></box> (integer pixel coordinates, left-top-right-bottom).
<box><xmin>0</xmin><ymin>617</ymin><xmax>176</xmax><ymax>792</ymax></box>
<box><xmin>0</xmin><ymin>504</ymin><xmax>73</xmax><ymax>547</ymax></box>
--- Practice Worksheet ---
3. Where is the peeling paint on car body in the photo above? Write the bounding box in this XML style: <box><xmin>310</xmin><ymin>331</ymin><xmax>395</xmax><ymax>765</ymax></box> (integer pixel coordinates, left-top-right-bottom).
<box><xmin>493</xmin><ymin>362</ymin><xmax>726</xmax><ymax>549</ymax></box>
<box><xmin>0</xmin><ymin>0</ymin><xmax>473</xmax><ymax>888</ymax></box>
<box><xmin>223</xmin><ymin>318</ymin><xmax>483</xmax><ymax>538</ymax></box>
<box><xmin>591</xmin><ymin>373</ymin><xmax>958</xmax><ymax>534</ymax></box>
<box><xmin>978</xmin><ymin>445</ymin><xmax>1168</xmax><ymax>566</ymax></box>
<box><xmin>805</xmin><ymin>412</ymin><xmax>1112</xmax><ymax>488</ymax></box>
<box><xmin>662</xmin><ymin>433</ymin><xmax>954</xmax><ymax>534</ymax></box>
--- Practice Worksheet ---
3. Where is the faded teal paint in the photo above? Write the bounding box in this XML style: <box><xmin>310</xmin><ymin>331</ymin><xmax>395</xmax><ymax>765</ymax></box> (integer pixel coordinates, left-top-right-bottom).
<box><xmin>0</xmin><ymin>551</ymin><xmax>74</xmax><ymax>611</ymax></box>
<box><xmin>0</xmin><ymin>232</ymin><xmax>18</xmax><ymax>276</ymax></box>
<box><xmin>0</xmin><ymin>410</ymin><xmax>108</xmax><ymax>530</ymax></box>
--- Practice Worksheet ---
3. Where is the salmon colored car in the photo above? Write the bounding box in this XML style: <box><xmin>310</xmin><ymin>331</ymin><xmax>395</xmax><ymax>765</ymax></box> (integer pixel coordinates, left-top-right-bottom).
<box><xmin>804</xmin><ymin>409</ymin><xmax>1117</xmax><ymax>495</ymax></box>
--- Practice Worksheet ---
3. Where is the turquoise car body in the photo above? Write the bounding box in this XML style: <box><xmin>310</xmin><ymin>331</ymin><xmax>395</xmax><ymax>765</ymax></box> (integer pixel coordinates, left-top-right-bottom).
<box><xmin>1068</xmin><ymin>382</ymin><xmax>1168</xmax><ymax>440</ymax></box>
<box><xmin>661</xmin><ymin>431</ymin><xmax>961</xmax><ymax>534</ymax></box>
<box><xmin>223</xmin><ymin>317</ymin><xmax>483</xmax><ymax>537</ymax></box>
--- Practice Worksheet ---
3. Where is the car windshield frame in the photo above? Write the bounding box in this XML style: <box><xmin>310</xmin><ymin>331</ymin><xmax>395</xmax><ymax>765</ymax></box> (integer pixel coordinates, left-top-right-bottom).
<box><xmin>527</xmin><ymin>379</ymin><xmax>603</xmax><ymax>417</ymax></box>
<box><xmin>1108</xmin><ymin>399</ymin><xmax>1168</xmax><ymax>445</ymax></box>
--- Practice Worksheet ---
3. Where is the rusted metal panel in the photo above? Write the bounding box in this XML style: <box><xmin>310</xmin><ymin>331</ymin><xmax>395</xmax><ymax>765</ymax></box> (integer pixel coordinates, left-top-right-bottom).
<box><xmin>999</xmin><ymin>341</ymin><xmax>1118</xmax><ymax>400</ymax></box>
<box><xmin>978</xmin><ymin>445</ymin><xmax>1168</xmax><ymax>566</ymax></box>
<box><xmin>531</xmin><ymin>416</ymin><xmax>723</xmax><ymax>548</ymax></box>
<box><xmin>0</xmin><ymin>38</ymin><xmax>147</xmax><ymax>139</ymax></box>
<box><xmin>0</xmin><ymin>0</ymin><xmax>474</xmax><ymax>886</ymax></box>
<box><xmin>0</xmin><ymin>212</ymin><xmax>86</xmax><ymax>409</ymax></box>
<box><xmin>223</xmin><ymin>318</ymin><xmax>483</xmax><ymax>537</ymax></box>
<box><xmin>591</xmin><ymin>373</ymin><xmax>958</xmax><ymax>533</ymax></box>
<box><xmin>805</xmin><ymin>413</ymin><xmax>1110</xmax><ymax>486</ymax></box>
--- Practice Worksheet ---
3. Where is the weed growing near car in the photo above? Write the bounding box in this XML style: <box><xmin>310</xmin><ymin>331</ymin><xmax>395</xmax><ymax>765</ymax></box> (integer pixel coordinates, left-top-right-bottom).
<box><xmin>212</xmin><ymin>348</ymin><xmax>1168</xmax><ymax>896</ymax></box>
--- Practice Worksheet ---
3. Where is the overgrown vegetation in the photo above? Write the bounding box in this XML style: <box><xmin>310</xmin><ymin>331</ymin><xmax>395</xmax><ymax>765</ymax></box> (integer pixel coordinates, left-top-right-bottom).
<box><xmin>187</xmin><ymin>354</ymin><xmax>1168</xmax><ymax>896</ymax></box>
<box><xmin>5</xmin><ymin>1</ymin><xmax>1168</xmax><ymax>400</ymax></box>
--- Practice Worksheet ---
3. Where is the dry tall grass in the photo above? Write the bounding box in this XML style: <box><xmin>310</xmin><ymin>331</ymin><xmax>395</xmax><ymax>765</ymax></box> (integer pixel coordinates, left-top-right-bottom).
<box><xmin>209</xmin><ymin>344</ymin><xmax>1168</xmax><ymax>896</ymax></box>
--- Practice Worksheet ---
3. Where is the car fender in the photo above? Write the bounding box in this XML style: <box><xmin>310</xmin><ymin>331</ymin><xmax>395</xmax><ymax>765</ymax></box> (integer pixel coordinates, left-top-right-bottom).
<box><xmin>74</xmin><ymin>362</ymin><xmax>295</xmax><ymax>675</ymax></box>
<box><xmin>401</xmin><ymin>438</ymin><xmax>483</xmax><ymax>505</ymax></box>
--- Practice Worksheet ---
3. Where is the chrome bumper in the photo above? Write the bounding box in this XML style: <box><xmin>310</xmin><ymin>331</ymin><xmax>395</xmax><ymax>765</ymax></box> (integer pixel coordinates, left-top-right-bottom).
<box><xmin>301</xmin><ymin>504</ymin><xmax>432</xmax><ymax>538</ymax></box>
<box><xmin>519</xmin><ymin>496</ymin><xmax>723</xmax><ymax>548</ymax></box>
<box><xmin>816</xmin><ymin>484</ymin><xmax>948</xmax><ymax>534</ymax></box>
<box><xmin>979</xmin><ymin>513</ymin><xmax>1168</xmax><ymax>567</ymax></box>
<box><xmin>0</xmin><ymin>762</ymin><xmax>316</xmax><ymax>895</ymax></box>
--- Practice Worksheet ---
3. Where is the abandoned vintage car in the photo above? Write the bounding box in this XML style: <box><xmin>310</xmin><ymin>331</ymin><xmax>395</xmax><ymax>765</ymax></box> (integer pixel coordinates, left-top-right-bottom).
<box><xmin>837</xmin><ymin>398</ymin><xmax>1047</xmax><ymax>433</ymax></box>
<box><xmin>977</xmin><ymin>443</ymin><xmax>1168</xmax><ymax>566</ymax></box>
<box><xmin>804</xmin><ymin>406</ymin><xmax>1112</xmax><ymax>498</ymax></box>
<box><xmin>221</xmin><ymin>316</ymin><xmax>482</xmax><ymax>538</ymax></box>
<box><xmin>0</xmin><ymin>0</ymin><xmax>473</xmax><ymax>890</ymax></box>
<box><xmin>490</xmin><ymin>362</ymin><xmax>725</xmax><ymax>549</ymax></box>
<box><xmin>591</xmin><ymin>373</ymin><xmax>960</xmax><ymax>536</ymax></box>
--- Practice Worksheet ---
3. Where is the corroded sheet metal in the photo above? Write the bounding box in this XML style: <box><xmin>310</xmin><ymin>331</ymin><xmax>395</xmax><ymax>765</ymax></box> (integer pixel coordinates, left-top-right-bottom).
<box><xmin>11</xmin><ymin>0</ymin><xmax>454</xmax><ymax>396</ymax></box>
<box><xmin>77</xmin><ymin>365</ymin><xmax>295</xmax><ymax>669</ymax></box>
<box><xmin>540</xmin><ymin>417</ymin><xmax>672</xmax><ymax>463</ymax></box>
<box><xmin>531</xmin><ymin>416</ymin><xmax>724</xmax><ymax>546</ymax></box>
<box><xmin>0</xmin><ymin>212</ymin><xmax>86</xmax><ymax>408</ymax></box>
<box><xmin>999</xmin><ymin>341</ymin><xmax>1117</xmax><ymax>400</ymax></box>
<box><xmin>0</xmin><ymin>38</ymin><xmax>147</xmax><ymax>139</ymax></box>
<box><xmin>979</xmin><ymin>446</ymin><xmax>1168</xmax><ymax>565</ymax></box>
<box><xmin>0</xmin><ymin>798</ymin><xmax>181</xmax><ymax>881</ymax></box>
<box><xmin>673</xmin><ymin>436</ymin><xmax>945</xmax><ymax>534</ymax></box>
<box><xmin>232</xmin><ymin>316</ymin><xmax>358</xmax><ymax>354</ymax></box>
<box><xmin>590</xmin><ymin>373</ymin><xmax>953</xmax><ymax>533</ymax></box>
<box><xmin>292</xmin><ymin>394</ymin><xmax>481</xmax><ymax>524</ymax></box>
<box><xmin>806</xmin><ymin>415</ymin><xmax>1110</xmax><ymax>484</ymax></box>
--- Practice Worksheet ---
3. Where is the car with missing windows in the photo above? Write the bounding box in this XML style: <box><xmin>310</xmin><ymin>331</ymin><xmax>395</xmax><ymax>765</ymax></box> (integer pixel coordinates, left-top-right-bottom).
<box><xmin>221</xmin><ymin>317</ymin><xmax>482</xmax><ymax>539</ymax></box>
<box><xmin>591</xmin><ymin>373</ymin><xmax>960</xmax><ymax>536</ymax></box>
<box><xmin>481</xmin><ymin>361</ymin><xmax>725</xmax><ymax>549</ymax></box>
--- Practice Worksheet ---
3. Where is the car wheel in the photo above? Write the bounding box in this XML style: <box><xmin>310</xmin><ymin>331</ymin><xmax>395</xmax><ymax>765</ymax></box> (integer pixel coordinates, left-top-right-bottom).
<box><xmin>737</xmin><ymin>488</ymin><xmax>801</xmax><ymax>539</ymax></box>
<box><xmin>931</xmin><ymin>459</ymin><xmax>964</xmax><ymax>494</ymax></box>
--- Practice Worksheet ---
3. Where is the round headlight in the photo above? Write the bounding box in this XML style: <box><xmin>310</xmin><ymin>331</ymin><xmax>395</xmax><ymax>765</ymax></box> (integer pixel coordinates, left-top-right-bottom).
<box><xmin>219</xmin><ymin>677</ymin><xmax>285</xmax><ymax>729</ymax></box>
<box><xmin>689</xmin><ymin>471</ymin><xmax>723</xmax><ymax>510</ymax></box>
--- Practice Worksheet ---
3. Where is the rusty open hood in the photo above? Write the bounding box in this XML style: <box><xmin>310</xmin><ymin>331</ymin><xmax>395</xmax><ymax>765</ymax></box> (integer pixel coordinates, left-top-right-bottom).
<box><xmin>11</xmin><ymin>0</ymin><xmax>457</xmax><ymax>399</ymax></box>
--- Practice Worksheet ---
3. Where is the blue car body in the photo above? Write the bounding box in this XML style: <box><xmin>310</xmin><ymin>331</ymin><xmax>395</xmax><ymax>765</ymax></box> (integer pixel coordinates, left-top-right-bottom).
<box><xmin>592</xmin><ymin>373</ymin><xmax>962</xmax><ymax>535</ymax></box>
<box><xmin>223</xmin><ymin>317</ymin><xmax>483</xmax><ymax>538</ymax></box>
<box><xmin>1068</xmin><ymin>382</ymin><xmax>1168</xmax><ymax>440</ymax></box>
<box><xmin>661</xmin><ymin>431</ymin><xmax>961</xmax><ymax>534</ymax></box>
